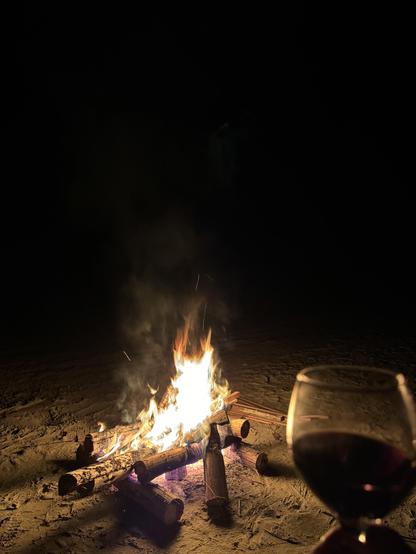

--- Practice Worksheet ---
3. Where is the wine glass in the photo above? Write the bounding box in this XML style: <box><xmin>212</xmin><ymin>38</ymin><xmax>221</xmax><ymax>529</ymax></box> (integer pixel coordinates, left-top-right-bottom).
<box><xmin>287</xmin><ymin>365</ymin><xmax>416</xmax><ymax>553</ymax></box>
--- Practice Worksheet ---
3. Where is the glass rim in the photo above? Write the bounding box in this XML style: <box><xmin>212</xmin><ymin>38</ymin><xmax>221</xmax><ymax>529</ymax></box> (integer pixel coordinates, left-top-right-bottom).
<box><xmin>296</xmin><ymin>364</ymin><xmax>407</xmax><ymax>392</ymax></box>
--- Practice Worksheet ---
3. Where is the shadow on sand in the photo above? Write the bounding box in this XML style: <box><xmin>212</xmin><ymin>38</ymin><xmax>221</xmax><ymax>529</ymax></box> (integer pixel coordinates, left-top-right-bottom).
<box><xmin>18</xmin><ymin>488</ymin><xmax>183</xmax><ymax>553</ymax></box>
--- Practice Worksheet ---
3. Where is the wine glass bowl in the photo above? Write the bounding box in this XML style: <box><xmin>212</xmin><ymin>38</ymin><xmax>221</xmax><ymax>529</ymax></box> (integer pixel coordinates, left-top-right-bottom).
<box><xmin>287</xmin><ymin>365</ymin><xmax>416</xmax><ymax>550</ymax></box>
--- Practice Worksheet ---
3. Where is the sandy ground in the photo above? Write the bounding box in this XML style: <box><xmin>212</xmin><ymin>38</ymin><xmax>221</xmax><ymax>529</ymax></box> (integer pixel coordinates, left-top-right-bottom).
<box><xmin>1</xmin><ymin>319</ymin><xmax>416</xmax><ymax>553</ymax></box>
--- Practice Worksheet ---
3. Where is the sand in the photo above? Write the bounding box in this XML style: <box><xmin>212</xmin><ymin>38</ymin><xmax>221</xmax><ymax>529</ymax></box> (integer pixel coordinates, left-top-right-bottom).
<box><xmin>1</xmin><ymin>320</ymin><xmax>416</xmax><ymax>553</ymax></box>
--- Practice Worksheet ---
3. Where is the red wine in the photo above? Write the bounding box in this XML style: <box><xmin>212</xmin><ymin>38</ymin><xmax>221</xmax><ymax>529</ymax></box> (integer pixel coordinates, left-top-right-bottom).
<box><xmin>293</xmin><ymin>431</ymin><xmax>415</xmax><ymax>519</ymax></box>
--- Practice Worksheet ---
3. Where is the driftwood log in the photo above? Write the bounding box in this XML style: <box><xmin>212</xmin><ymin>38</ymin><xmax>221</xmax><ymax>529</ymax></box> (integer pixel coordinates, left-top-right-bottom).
<box><xmin>229</xmin><ymin>418</ymin><xmax>250</xmax><ymax>439</ymax></box>
<box><xmin>228</xmin><ymin>399</ymin><xmax>287</xmax><ymax>426</ymax></box>
<box><xmin>89</xmin><ymin>423</ymin><xmax>140</xmax><ymax>449</ymax></box>
<box><xmin>116</xmin><ymin>475</ymin><xmax>184</xmax><ymax>525</ymax></box>
<box><xmin>59</xmin><ymin>450</ymin><xmax>146</xmax><ymax>495</ymax></box>
<box><xmin>204</xmin><ymin>425</ymin><xmax>228</xmax><ymax>510</ymax></box>
<box><xmin>134</xmin><ymin>442</ymin><xmax>203</xmax><ymax>484</ymax></box>
<box><xmin>224</xmin><ymin>441</ymin><xmax>268</xmax><ymax>474</ymax></box>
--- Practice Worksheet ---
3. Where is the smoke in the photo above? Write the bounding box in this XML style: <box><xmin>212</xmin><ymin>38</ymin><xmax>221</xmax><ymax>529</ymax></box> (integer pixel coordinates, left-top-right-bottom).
<box><xmin>115</xmin><ymin>212</ymin><xmax>229</xmax><ymax>423</ymax></box>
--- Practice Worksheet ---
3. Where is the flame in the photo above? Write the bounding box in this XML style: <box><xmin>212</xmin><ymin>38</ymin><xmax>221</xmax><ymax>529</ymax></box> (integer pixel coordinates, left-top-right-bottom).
<box><xmin>139</xmin><ymin>326</ymin><xmax>229</xmax><ymax>451</ymax></box>
<box><xmin>98</xmin><ymin>434</ymin><xmax>123</xmax><ymax>460</ymax></box>
<box><xmin>97</xmin><ymin>321</ymin><xmax>229</xmax><ymax>459</ymax></box>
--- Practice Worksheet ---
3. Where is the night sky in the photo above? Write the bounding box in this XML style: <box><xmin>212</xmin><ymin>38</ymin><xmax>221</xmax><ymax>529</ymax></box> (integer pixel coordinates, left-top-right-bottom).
<box><xmin>2</xmin><ymin>6</ymin><xmax>414</xmax><ymax>349</ymax></box>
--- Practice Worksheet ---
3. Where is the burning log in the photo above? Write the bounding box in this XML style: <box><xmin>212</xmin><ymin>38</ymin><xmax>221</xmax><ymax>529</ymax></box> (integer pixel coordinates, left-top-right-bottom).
<box><xmin>208</xmin><ymin>408</ymin><xmax>230</xmax><ymax>426</ymax></box>
<box><xmin>182</xmin><ymin>408</ymin><xmax>229</xmax><ymax>445</ymax></box>
<box><xmin>158</xmin><ymin>383</ymin><xmax>176</xmax><ymax>410</ymax></box>
<box><xmin>89</xmin><ymin>423</ymin><xmax>140</xmax><ymax>448</ymax></box>
<box><xmin>116</xmin><ymin>475</ymin><xmax>184</xmax><ymax>525</ymax></box>
<box><xmin>59</xmin><ymin>450</ymin><xmax>145</xmax><ymax>496</ymax></box>
<box><xmin>134</xmin><ymin>442</ymin><xmax>203</xmax><ymax>484</ymax></box>
<box><xmin>204</xmin><ymin>425</ymin><xmax>228</xmax><ymax>510</ymax></box>
<box><xmin>80</xmin><ymin>386</ymin><xmax>177</xmax><ymax>458</ymax></box>
<box><xmin>224</xmin><ymin>442</ymin><xmax>268</xmax><ymax>474</ymax></box>
<box><xmin>77</xmin><ymin>423</ymin><xmax>144</xmax><ymax>462</ymax></box>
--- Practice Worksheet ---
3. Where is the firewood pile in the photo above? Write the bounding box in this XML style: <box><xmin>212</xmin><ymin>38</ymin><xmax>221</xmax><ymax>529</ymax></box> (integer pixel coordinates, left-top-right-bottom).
<box><xmin>58</xmin><ymin>392</ymin><xmax>287</xmax><ymax>524</ymax></box>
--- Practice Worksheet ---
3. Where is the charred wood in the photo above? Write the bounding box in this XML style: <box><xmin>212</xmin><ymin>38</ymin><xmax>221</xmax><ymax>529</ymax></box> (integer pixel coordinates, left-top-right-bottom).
<box><xmin>134</xmin><ymin>442</ymin><xmax>203</xmax><ymax>484</ymax></box>
<box><xmin>204</xmin><ymin>425</ymin><xmax>228</xmax><ymax>510</ymax></box>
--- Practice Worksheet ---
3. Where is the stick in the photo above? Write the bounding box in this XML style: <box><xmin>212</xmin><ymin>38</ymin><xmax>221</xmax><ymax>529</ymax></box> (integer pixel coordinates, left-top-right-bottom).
<box><xmin>116</xmin><ymin>475</ymin><xmax>184</xmax><ymax>525</ymax></box>
<box><xmin>204</xmin><ymin>425</ymin><xmax>228</xmax><ymax>509</ymax></box>
<box><xmin>224</xmin><ymin>391</ymin><xmax>241</xmax><ymax>405</ymax></box>
<box><xmin>58</xmin><ymin>450</ymin><xmax>146</xmax><ymax>495</ymax></box>
<box><xmin>134</xmin><ymin>443</ymin><xmax>203</xmax><ymax>484</ymax></box>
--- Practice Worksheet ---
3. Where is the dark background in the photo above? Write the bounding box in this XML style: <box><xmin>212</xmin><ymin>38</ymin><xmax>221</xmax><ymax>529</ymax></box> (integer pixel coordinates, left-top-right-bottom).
<box><xmin>2</xmin><ymin>5</ymin><xmax>414</xmax><ymax>350</ymax></box>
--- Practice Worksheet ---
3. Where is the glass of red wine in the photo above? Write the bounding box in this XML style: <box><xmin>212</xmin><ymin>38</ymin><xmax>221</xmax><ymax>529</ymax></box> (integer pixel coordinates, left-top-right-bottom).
<box><xmin>287</xmin><ymin>365</ymin><xmax>416</xmax><ymax>553</ymax></box>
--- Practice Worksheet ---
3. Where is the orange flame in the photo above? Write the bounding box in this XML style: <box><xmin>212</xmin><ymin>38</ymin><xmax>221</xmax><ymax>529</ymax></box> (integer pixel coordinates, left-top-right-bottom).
<box><xmin>135</xmin><ymin>322</ymin><xmax>229</xmax><ymax>451</ymax></box>
<box><xmin>98</xmin><ymin>321</ymin><xmax>230</xmax><ymax>459</ymax></box>
<box><xmin>97</xmin><ymin>320</ymin><xmax>229</xmax><ymax>459</ymax></box>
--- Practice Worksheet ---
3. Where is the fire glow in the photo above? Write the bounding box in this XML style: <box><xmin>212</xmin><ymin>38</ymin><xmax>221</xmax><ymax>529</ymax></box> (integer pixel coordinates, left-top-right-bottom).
<box><xmin>98</xmin><ymin>322</ymin><xmax>229</xmax><ymax>458</ymax></box>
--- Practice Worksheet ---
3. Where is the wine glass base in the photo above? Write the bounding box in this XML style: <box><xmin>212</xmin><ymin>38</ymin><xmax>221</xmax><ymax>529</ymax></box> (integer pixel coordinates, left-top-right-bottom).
<box><xmin>312</xmin><ymin>524</ymin><xmax>413</xmax><ymax>553</ymax></box>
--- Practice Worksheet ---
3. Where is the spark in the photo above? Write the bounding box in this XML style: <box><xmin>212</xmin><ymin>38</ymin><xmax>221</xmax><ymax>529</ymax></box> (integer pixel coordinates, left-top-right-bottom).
<box><xmin>358</xmin><ymin>532</ymin><xmax>366</xmax><ymax>544</ymax></box>
<box><xmin>202</xmin><ymin>303</ymin><xmax>207</xmax><ymax>331</ymax></box>
<box><xmin>122</xmin><ymin>350</ymin><xmax>132</xmax><ymax>362</ymax></box>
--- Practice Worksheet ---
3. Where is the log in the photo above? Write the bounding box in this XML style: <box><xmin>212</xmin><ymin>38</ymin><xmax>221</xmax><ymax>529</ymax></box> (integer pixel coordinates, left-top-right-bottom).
<box><xmin>224</xmin><ymin>442</ymin><xmax>268</xmax><ymax>474</ymax></box>
<box><xmin>89</xmin><ymin>423</ymin><xmax>140</xmax><ymax>447</ymax></box>
<box><xmin>79</xmin><ymin>423</ymin><xmax>142</xmax><ymax>461</ymax></box>
<box><xmin>183</xmin><ymin>419</ymin><xmax>211</xmax><ymax>445</ymax></box>
<box><xmin>134</xmin><ymin>442</ymin><xmax>203</xmax><ymax>484</ymax></box>
<box><xmin>182</xmin><ymin>408</ymin><xmax>229</xmax><ymax>445</ymax></box>
<box><xmin>82</xmin><ymin>386</ymin><xmax>175</xmax><ymax>458</ymax></box>
<box><xmin>230</xmin><ymin>418</ymin><xmax>250</xmax><ymax>439</ymax></box>
<box><xmin>59</xmin><ymin>450</ymin><xmax>146</xmax><ymax>495</ymax></box>
<box><xmin>208</xmin><ymin>408</ymin><xmax>229</xmax><ymax>426</ymax></box>
<box><xmin>76</xmin><ymin>434</ymin><xmax>96</xmax><ymax>466</ymax></box>
<box><xmin>227</xmin><ymin>400</ymin><xmax>326</xmax><ymax>425</ymax></box>
<box><xmin>228</xmin><ymin>401</ymin><xmax>287</xmax><ymax>426</ymax></box>
<box><xmin>204</xmin><ymin>425</ymin><xmax>228</xmax><ymax>509</ymax></box>
<box><xmin>217</xmin><ymin>420</ymin><xmax>250</xmax><ymax>448</ymax></box>
<box><xmin>116</xmin><ymin>475</ymin><xmax>184</xmax><ymax>525</ymax></box>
